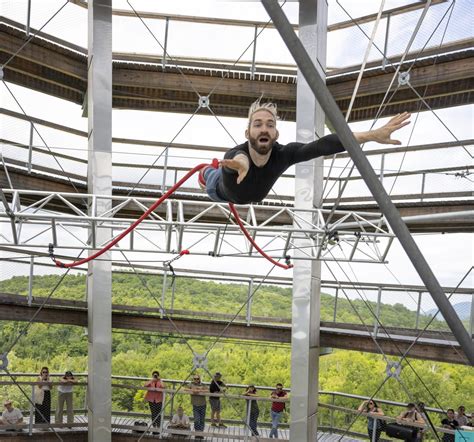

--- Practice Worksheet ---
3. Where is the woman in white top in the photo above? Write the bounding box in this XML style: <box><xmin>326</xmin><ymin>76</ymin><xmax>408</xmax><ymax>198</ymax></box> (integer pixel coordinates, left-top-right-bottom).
<box><xmin>34</xmin><ymin>366</ymin><xmax>52</xmax><ymax>424</ymax></box>
<box><xmin>57</xmin><ymin>371</ymin><xmax>76</xmax><ymax>426</ymax></box>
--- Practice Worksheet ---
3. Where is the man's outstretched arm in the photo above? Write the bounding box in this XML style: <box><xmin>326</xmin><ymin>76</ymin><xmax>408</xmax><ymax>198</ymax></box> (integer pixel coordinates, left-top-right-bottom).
<box><xmin>354</xmin><ymin>112</ymin><xmax>411</xmax><ymax>145</ymax></box>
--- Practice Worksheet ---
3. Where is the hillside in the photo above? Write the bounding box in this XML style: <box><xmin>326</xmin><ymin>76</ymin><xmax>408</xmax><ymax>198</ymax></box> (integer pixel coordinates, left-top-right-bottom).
<box><xmin>0</xmin><ymin>273</ymin><xmax>471</xmax><ymax>429</ymax></box>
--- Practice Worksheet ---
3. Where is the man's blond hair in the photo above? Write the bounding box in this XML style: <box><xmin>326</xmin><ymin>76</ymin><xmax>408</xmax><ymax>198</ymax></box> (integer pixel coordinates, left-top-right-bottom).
<box><xmin>248</xmin><ymin>98</ymin><xmax>278</xmax><ymax>125</ymax></box>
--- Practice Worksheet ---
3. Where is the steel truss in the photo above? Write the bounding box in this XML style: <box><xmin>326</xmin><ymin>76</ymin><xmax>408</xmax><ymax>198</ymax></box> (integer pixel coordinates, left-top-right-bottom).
<box><xmin>0</xmin><ymin>189</ymin><xmax>395</xmax><ymax>264</ymax></box>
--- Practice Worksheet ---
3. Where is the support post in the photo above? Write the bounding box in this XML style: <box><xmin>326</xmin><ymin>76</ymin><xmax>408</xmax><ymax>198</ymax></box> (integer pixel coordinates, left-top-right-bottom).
<box><xmin>250</xmin><ymin>25</ymin><xmax>258</xmax><ymax>80</ymax></box>
<box><xmin>27</xmin><ymin>122</ymin><xmax>33</xmax><ymax>174</ymax></box>
<box><xmin>374</xmin><ymin>287</ymin><xmax>382</xmax><ymax>337</ymax></box>
<box><xmin>261</xmin><ymin>0</ymin><xmax>474</xmax><ymax>365</ymax></box>
<box><xmin>87</xmin><ymin>1</ymin><xmax>113</xmax><ymax>440</ymax></box>
<box><xmin>246</xmin><ymin>278</ymin><xmax>253</xmax><ymax>326</ymax></box>
<box><xmin>26</xmin><ymin>0</ymin><xmax>31</xmax><ymax>39</ymax></box>
<box><xmin>382</xmin><ymin>13</ymin><xmax>391</xmax><ymax>70</ymax></box>
<box><xmin>289</xmin><ymin>0</ymin><xmax>327</xmax><ymax>439</ymax></box>
<box><xmin>28</xmin><ymin>256</ymin><xmax>33</xmax><ymax>306</ymax></box>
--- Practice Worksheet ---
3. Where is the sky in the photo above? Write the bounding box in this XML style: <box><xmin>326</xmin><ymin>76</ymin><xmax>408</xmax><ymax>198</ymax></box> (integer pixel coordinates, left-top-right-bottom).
<box><xmin>0</xmin><ymin>0</ymin><xmax>473</xmax><ymax>317</ymax></box>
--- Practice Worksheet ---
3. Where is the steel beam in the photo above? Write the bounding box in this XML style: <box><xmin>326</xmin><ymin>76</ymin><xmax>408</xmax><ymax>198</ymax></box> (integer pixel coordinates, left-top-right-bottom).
<box><xmin>290</xmin><ymin>0</ymin><xmax>326</xmax><ymax>438</ymax></box>
<box><xmin>87</xmin><ymin>0</ymin><xmax>112</xmax><ymax>439</ymax></box>
<box><xmin>0</xmin><ymin>294</ymin><xmax>465</xmax><ymax>365</ymax></box>
<box><xmin>261</xmin><ymin>0</ymin><xmax>474</xmax><ymax>365</ymax></box>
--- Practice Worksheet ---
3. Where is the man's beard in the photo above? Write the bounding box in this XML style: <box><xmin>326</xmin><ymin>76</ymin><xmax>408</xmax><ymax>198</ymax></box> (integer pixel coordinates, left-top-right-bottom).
<box><xmin>248</xmin><ymin>133</ymin><xmax>274</xmax><ymax>155</ymax></box>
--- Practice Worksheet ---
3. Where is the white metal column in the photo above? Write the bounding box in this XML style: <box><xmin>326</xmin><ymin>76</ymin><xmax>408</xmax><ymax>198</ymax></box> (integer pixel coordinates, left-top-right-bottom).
<box><xmin>290</xmin><ymin>0</ymin><xmax>327</xmax><ymax>440</ymax></box>
<box><xmin>87</xmin><ymin>1</ymin><xmax>112</xmax><ymax>440</ymax></box>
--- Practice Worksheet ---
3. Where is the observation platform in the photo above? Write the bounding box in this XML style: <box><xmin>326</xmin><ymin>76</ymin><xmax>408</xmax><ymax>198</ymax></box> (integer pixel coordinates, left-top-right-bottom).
<box><xmin>0</xmin><ymin>293</ymin><xmax>467</xmax><ymax>365</ymax></box>
<box><xmin>0</xmin><ymin>375</ymin><xmax>465</xmax><ymax>441</ymax></box>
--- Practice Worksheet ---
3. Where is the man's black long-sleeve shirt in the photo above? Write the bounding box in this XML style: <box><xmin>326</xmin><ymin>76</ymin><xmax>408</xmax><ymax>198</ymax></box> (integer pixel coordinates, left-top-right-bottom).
<box><xmin>217</xmin><ymin>134</ymin><xmax>345</xmax><ymax>204</ymax></box>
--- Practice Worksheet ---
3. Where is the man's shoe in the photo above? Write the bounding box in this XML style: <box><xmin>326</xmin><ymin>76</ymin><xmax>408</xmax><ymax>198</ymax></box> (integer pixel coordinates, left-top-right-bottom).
<box><xmin>218</xmin><ymin>423</ymin><xmax>227</xmax><ymax>428</ymax></box>
<box><xmin>198</xmin><ymin>166</ymin><xmax>210</xmax><ymax>190</ymax></box>
<box><xmin>211</xmin><ymin>422</ymin><xmax>218</xmax><ymax>427</ymax></box>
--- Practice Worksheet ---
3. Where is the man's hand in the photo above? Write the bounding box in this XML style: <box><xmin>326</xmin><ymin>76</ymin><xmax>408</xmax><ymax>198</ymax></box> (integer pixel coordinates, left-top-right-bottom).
<box><xmin>221</xmin><ymin>154</ymin><xmax>250</xmax><ymax>184</ymax></box>
<box><xmin>355</xmin><ymin>112</ymin><xmax>411</xmax><ymax>145</ymax></box>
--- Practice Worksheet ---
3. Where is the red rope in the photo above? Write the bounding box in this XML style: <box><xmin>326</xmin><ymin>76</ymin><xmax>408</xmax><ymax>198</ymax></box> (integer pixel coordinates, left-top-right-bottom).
<box><xmin>51</xmin><ymin>161</ymin><xmax>218</xmax><ymax>268</ymax></box>
<box><xmin>51</xmin><ymin>159</ymin><xmax>292</xmax><ymax>270</ymax></box>
<box><xmin>228</xmin><ymin>203</ymin><xmax>293</xmax><ymax>270</ymax></box>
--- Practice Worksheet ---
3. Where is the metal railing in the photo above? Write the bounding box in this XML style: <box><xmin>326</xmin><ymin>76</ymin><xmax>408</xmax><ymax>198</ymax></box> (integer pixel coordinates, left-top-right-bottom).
<box><xmin>0</xmin><ymin>374</ymin><xmax>469</xmax><ymax>440</ymax></box>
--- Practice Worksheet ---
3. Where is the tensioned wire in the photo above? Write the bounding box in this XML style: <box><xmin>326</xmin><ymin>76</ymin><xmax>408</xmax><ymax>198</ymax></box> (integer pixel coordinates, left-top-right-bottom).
<box><xmin>386</xmin><ymin>0</ymin><xmax>458</xmax><ymax>196</ymax></box>
<box><xmin>333</xmin><ymin>245</ymin><xmax>469</xmax><ymax>364</ymax></box>
<box><xmin>319</xmin><ymin>0</ymin><xmax>462</xmax><ymax>213</ymax></box>
<box><xmin>325</xmin><ymin>253</ymin><xmax>472</xmax><ymax>441</ymax></box>
<box><xmin>124</xmin><ymin>0</ymin><xmax>286</xmax><ymax>196</ymax></box>
<box><xmin>320</xmin><ymin>259</ymin><xmax>432</xmax><ymax>441</ymax></box>
<box><xmin>0</xmin><ymin>1</ymin><xmax>92</xmax><ymax>207</ymax></box>
<box><xmin>323</xmin><ymin>257</ymin><xmax>446</xmax><ymax>442</ymax></box>
<box><xmin>119</xmin><ymin>244</ymin><xmax>280</xmax><ymax>441</ymax></box>
<box><xmin>0</xmin><ymin>1</ymin><xmax>466</xmax><ymax>436</ymax></box>
<box><xmin>319</xmin><ymin>0</ymin><xmax>471</xmax><ymax>365</ymax></box>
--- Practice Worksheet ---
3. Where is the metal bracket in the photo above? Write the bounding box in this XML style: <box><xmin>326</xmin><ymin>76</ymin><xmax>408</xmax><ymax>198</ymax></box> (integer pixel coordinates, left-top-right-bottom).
<box><xmin>385</xmin><ymin>361</ymin><xmax>402</xmax><ymax>379</ymax></box>
<box><xmin>398</xmin><ymin>71</ymin><xmax>410</xmax><ymax>86</ymax></box>
<box><xmin>198</xmin><ymin>96</ymin><xmax>210</xmax><ymax>108</ymax></box>
<box><xmin>0</xmin><ymin>353</ymin><xmax>9</xmax><ymax>371</ymax></box>
<box><xmin>192</xmin><ymin>352</ymin><xmax>208</xmax><ymax>370</ymax></box>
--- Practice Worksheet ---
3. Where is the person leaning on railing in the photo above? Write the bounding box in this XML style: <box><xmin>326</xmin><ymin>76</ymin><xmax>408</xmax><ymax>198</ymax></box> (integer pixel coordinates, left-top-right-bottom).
<box><xmin>57</xmin><ymin>370</ymin><xmax>77</xmax><ymax>427</ymax></box>
<box><xmin>144</xmin><ymin>370</ymin><xmax>165</xmax><ymax>430</ymax></box>
<box><xmin>358</xmin><ymin>399</ymin><xmax>384</xmax><ymax>442</ymax></box>
<box><xmin>184</xmin><ymin>373</ymin><xmax>207</xmax><ymax>440</ymax></box>
<box><xmin>397</xmin><ymin>403</ymin><xmax>425</xmax><ymax>442</ymax></box>
<box><xmin>34</xmin><ymin>366</ymin><xmax>53</xmax><ymax>424</ymax></box>
<box><xmin>441</xmin><ymin>409</ymin><xmax>459</xmax><ymax>442</ymax></box>
<box><xmin>269</xmin><ymin>383</ymin><xmax>288</xmax><ymax>439</ymax></box>
<box><xmin>455</xmin><ymin>406</ymin><xmax>469</xmax><ymax>427</ymax></box>
<box><xmin>243</xmin><ymin>385</ymin><xmax>260</xmax><ymax>437</ymax></box>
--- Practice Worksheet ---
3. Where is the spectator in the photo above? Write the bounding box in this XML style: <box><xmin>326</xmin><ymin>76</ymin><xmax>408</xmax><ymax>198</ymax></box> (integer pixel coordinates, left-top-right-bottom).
<box><xmin>144</xmin><ymin>370</ymin><xmax>165</xmax><ymax>429</ymax></box>
<box><xmin>56</xmin><ymin>370</ymin><xmax>76</xmax><ymax>426</ymax></box>
<box><xmin>209</xmin><ymin>372</ymin><xmax>227</xmax><ymax>428</ymax></box>
<box><xmin>169</xmin><ymin>406</ymin><xmax>191</xmax><ymax>430</ymax></box>
<box><xmin>186</xmin><ymin>374</ymin><xmax>207</xmax><ymax>440</ymax></box>
<box><xmin>358</xmin><ymin>399</ymin><xmax>384</xmax><ymax>442</ymax></box>
<box><xmin>243</xmin><ymin>385</ymin><xmax>259</xmax><ymax>437</ymax></box>
<box><xmin>1</xmin><ymin>400</ymin><xmax>23</xmax><ymax>431</ymax></box>
<box><xmin>455</xmin><ymin>406</ymin><xmax>469</xmax><ymax>427</ymax></box>
<box><xmin>397</xmin><ymin>403</ymin><xmax>425</xmax><ymax>442</ymax></box>
<box><xmin>441</xmin><ymin>409</ymin><xmax>459</xmax><ymax>442</ymax></box>
<box><xmin>34</xmin><ymin>366</ymin><xmax>52</xmax><ymax>424</ymax></box>
<box><xmin>269</xmin><ymin>383</ymin><xmax>288</xmax><ymax>439</ymax></box>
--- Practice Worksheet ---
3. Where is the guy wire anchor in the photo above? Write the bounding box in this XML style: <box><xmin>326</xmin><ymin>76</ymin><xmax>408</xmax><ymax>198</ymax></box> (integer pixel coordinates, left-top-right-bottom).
<box><xmin>398</xmin><ymin>71</ymin><xmax>410</xmax><ymax>86</ymax></box>
<box><xmin>0</xmin><ymin>353</ymin><xmax>8</xmax><ymax>371</ymax></box>
<box><xmin>198</xmin><ymin>96</ymin><xmax>210</xmax><ymax>108</ymax></box>
<box><xmin>385</xmin><ymin>360</ymin><xmax>402</xmax><ymax>380</ymax></box>
<box><xmin>192</xmin><ymin>353</ymin><xmax>208</xmax><ymax>370</ymax></box>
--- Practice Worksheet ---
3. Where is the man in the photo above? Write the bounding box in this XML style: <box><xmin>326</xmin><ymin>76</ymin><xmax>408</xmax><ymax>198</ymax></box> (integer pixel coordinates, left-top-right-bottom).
<box><xmin>1</xmin><ymin>399</ymin><xmax>23</xmax><ymax>431</ymax></box>
<box><xmin>441</xmin><ymin>409</ymin><xmax>459</xmax><ymax>442</ymax></box>
<box><xmin>185</xmin><ymin>374</ymin><xmax>207</xmax><ymax>439</ymax></box>
<box><xmin>209</xmin><ymin>372</ymin><xmax>227</xmax><ymax>428</ymax></box>
<box><xmin>269</xmin><ymin>383</ymin><xmax>288</xmax><ymax>438</ymax></box>
<box><xmin>200</xmin><ymin>99</ymin><xmax>410</xmax><ymax>204</ymax></box>
<box><xmin>169</xmin><ymin>406</ymin><xmax>190</xmax><ymax>430</ymax></box>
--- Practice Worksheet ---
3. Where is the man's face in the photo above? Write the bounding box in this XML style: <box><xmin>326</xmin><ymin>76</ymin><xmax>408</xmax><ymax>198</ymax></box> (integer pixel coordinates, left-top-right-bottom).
<box><xmin>178</xmin><ymin>408</ymin><xmax>183</xmax><ymax>417</ymax></box>
<box><xmin>246</xmin><ymin>110</ymin><xmax>278</xmax><ymax>155</ymax></box>
<box><xmin>5</xmin><ymin>403</ymin><xmax>12</xmax><ymax>412</ymax></box>
<box><xmin>447</xmin><ymin>410</ymin><xmax>455</xmax><ymax>419</ymax></box>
